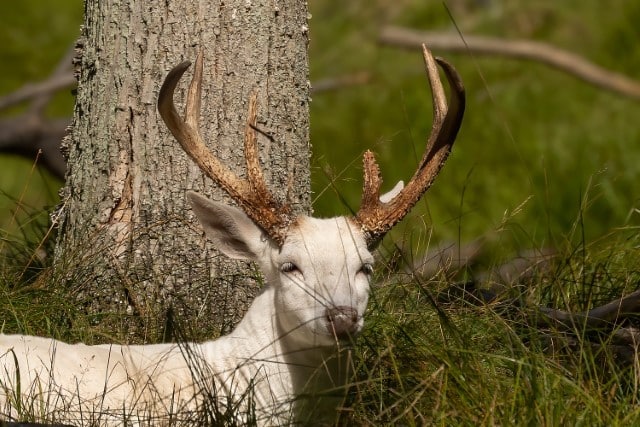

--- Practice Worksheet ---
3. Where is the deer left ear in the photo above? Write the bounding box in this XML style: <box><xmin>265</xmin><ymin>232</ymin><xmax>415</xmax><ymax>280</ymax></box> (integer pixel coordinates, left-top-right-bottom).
<box><xmin>187</xmin><ymin>191</ymin><xmax>270</xmax><ymax>261</ymax></box>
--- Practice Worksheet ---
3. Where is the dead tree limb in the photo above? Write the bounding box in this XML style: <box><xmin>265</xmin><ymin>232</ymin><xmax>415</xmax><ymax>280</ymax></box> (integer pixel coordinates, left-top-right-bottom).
<box><xmin>0</xmin><ymin>47</ymin><xmax>74</xmax><ymax>179</ymax></box>
<box><xmin>0</xmin><ymin>74</ymin><xmax>76</xmax><ymax>112</ymax></box>
<box><xmin>0</xmin><ymin>116</ymin><xmax>68</xmax><ymax>179</ymax></box>
<box><xmin>436</xmin><ymin>247</ymin><xmax>640</xmax><ymax>367</ymax></box>
<box><xmin>379</xmin><ymin>27</ymin><xmax>640</xmax><ymax>101</ymax></box>
<box><xmin>0</xmin><ymin>46</ymin><xmax>76</xmax><ymax>112</ymax></box>
<box><xmin>29</xmin><ymin>46</ymin><xmax>76</xmax><ymax>115</ymax></box>
<box><xmin>538</xmin><ymin>289</ymin><xmax>640</xmax><ymax>330</ymax></box>
<box><xmin>405</xmin><ymin>239</ymin><xmax>484</xmax><ymax>279</ymax></box>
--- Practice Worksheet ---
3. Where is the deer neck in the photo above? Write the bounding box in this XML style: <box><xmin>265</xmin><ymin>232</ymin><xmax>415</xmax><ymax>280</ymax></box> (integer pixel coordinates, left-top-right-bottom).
<box><xmin>220</xmin><ymin>284</ymin><xmax>339</xmax><ymax>373</ymax></box>
<box><xmin>200</xmin><ymin>286</ymin><xmax>288</xmax><ymax>390</ymax></box>
<box><xmin>201</xmin><ymin>283</ymin><xmax>348</xmax><ymax>423</ymax></box>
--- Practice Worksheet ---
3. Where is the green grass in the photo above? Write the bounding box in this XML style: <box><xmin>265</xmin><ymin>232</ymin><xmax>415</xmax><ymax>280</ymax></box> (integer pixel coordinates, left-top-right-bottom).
<box><xmin>3</xmin><ymin>202</ymin><xmax>640</xmax><ymax>424</ymax></box>
<box><xmin>339</xmin><ymin>227</ymin><xmax>640</xmax><ymax>425</ymax></box>
<box><xmin>2</xmin><ymin>0</ymin><xmax>640</xmax><ymax>424</ymax></box>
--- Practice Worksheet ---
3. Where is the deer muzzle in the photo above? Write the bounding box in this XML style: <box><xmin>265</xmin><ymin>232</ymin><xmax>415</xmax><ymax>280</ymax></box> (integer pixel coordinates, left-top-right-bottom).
<box><xmin>326</xmin><ymin>306</ymin><xmax>360</xmax><ymax>341</ymax></box>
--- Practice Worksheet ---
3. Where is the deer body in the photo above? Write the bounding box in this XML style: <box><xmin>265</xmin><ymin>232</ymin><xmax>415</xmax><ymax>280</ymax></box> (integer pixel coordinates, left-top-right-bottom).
<box><xmin>1</xmin><ymin>208</ymin><xmax>370</xmax><ymax>425</ymax></box>
<box><xmin>0</xmin><ymin>45</ymin><xmax>464</xmax><ymax>425</ymax></box>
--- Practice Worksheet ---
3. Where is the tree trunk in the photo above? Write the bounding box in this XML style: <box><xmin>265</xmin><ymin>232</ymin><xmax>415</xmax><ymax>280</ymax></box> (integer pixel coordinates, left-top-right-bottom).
<box><xmin>55</xmin><ymin>0</ymin><xmax>310</xmax><ymax>340</ymax></box>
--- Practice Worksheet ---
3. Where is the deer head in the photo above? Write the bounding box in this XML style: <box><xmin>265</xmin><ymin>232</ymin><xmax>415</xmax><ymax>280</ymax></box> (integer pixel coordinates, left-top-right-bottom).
<box><xmin>157</xmin><ymin>45</ymin><xmax>465</xmax><ymax>346</ymax></box>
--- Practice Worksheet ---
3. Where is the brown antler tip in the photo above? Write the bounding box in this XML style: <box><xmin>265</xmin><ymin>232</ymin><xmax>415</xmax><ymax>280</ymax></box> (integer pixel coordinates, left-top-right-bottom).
<box><xmin>158</xmin><ymin>60</ymin><xmax>192</xmax><ymax>114</ymax></box>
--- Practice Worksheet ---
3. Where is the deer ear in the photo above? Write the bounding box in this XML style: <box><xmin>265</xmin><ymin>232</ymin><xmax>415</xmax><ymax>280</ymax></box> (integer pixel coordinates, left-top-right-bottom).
<box><xmin>187</xmin><ymin>191</ymin><xmax>269</xmax><ymax>261</ymax></box>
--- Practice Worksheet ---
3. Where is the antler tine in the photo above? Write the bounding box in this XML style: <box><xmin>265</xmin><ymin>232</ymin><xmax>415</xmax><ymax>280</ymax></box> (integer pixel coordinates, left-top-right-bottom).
<box><xmin>355</xmin><ymin>44</ymin><xmax>466</xmax><ymax>248</ymax></box>
<box><xmin>184</xmin><ymin>52</ymin><xmax>203</xmax><ymax>129</ymax></box>
<box><xmin>158</xmin><ymin>51</ymin><xmax>292</xmax><ymax>245</ymax></box>
<box><xmin>244</xmin><ymin>91</ymin><xmax>269</xmax><ymax>196</ymax></box>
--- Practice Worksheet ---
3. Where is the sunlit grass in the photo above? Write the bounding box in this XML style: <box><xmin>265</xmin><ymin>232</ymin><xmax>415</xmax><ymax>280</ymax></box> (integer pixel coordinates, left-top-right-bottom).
<box><xmin>339</xmin><ymin>224</ymin><xmax>640</xmax><ymax>425</ymax></box>
<box><xmin>2</xmin><ymin>189</ymin><xmax>640</xmax><ymax>424</ymax></box>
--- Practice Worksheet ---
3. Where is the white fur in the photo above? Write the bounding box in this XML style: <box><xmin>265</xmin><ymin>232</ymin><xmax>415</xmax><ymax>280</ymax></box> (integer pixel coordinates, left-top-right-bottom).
<box><xmin>0</xmin><ymin>192</ymin><xmax>373</xmax><ymax>425</ymax></box>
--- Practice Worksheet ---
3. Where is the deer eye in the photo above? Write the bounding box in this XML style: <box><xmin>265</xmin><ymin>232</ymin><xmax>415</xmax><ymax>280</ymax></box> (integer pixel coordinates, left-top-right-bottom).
<box><xmin>280</xmin><ymin>262</ymin><xmax>299</xmax><ymax>274</ymax></box>
<box><xmin>360</xmin><ymin>263</ymin><xmax>374</xmax><ymax>276</ymax></box>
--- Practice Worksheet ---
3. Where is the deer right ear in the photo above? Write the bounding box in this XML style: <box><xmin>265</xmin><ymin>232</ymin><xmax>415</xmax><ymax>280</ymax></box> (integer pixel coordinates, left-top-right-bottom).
<box><xmin>187</xmin><ymin>191</ymin><xmax>269</xmax><ymax>261</ymax></box>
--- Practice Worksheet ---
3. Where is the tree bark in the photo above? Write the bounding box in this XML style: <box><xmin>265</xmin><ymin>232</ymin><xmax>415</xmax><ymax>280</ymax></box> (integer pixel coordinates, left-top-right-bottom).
<box><xmin>54</xmin><ymin>1</ymin><xmax>311</xmax><ymax>340</ymax></box>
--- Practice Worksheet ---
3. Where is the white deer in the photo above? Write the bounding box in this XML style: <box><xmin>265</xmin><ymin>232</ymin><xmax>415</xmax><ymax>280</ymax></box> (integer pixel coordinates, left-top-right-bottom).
<box><xmin>0</xmin><ymin>45</ymin><xmax>464</xmax><ymax>425</ymax></box>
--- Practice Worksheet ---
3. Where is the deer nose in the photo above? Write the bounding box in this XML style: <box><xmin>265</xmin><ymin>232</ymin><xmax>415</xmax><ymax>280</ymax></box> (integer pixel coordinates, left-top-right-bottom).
<box><xmin>326</xmin><ymin>306</ymin><xmax>359</xmax><ymax>341</ymax></box>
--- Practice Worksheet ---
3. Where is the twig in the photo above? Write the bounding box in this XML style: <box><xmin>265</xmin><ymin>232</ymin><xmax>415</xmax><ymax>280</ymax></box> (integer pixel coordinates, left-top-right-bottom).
<box><xmin>409</xmin><ymin>239</ymin><xmax>484</xmax><ymax>278</ymax></box>
<box><xmin>379</xmin><ymin>27</ymin><xmax>640</xmax><ymax>101</ymax></box>
<box><xmin>311</xmin><ymin>72</ymin><xmax>371</xmax><ymax>93</ymax></box>
<box><xmin>29</xmin><ymin>45</ymin><xmax>76</xmax><ymax>115</ymax></box>
<box><xmin>0</xmin><ymin>74</ymin><xmax>76</xmax><ymax>111</ymax></box>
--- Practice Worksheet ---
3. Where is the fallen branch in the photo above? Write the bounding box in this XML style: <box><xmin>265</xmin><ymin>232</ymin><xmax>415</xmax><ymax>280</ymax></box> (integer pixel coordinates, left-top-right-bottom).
<box><xmin>0</xmin><ymin>47</ymin><xmax>74</xmax><ymax>179</ymax></box>
<box><xmin>436</xmin><ymin>248</ymin><xmax>640</xmax><ymax>367</ymax></box>
<box><xmin>379</xmin><ymin>26</ymin><xmax>640</xmax><ymax>101</ymax></box>
<box><xmin>474</xmin><ymin>247</ymin><xmax>556</xmax><ymax>286</ymax></box>
<box><xmin>537</xmin><ymin>288</ymin><xmax>640</xmax><ymax>331</ymax></box>
<box><xmin>0</xmin><ymin>115</ymin><xmax>68</xmax><ymax>179</ymax></box>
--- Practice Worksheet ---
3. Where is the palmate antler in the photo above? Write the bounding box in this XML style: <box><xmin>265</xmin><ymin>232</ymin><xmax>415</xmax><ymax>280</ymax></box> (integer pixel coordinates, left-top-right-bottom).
<box><xmin>158</xmin><ymin>44</ymin><xmax>465</xmax><ymax>248</ymax></box>
<box><xmin>355</xmin><ymin>44</ymin><xmax>465</xmax><ymax>248</ymax></box>
<box><xmin>157</xmin><ymin>52</ymin><xmax>294</xmax><ymax>245</ymax></box>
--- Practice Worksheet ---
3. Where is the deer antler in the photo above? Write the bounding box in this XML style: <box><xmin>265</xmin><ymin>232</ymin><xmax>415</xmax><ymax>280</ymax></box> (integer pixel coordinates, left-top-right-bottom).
<box><xmin>158</xmin><ymin>51</ymin><xmax>293</xmax><ymax>245</ymax></box>
<box><xmin>355</xmin><ymin>44</ymin><xmax>466</xmax><ymax>248</ymax></box>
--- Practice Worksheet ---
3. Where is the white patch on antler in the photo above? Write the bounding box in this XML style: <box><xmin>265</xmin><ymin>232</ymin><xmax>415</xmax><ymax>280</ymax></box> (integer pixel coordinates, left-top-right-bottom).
<box><xmin>379</xmin><ymin>180</ymin><xmax>405</xmax><ymax>203</ymax></box>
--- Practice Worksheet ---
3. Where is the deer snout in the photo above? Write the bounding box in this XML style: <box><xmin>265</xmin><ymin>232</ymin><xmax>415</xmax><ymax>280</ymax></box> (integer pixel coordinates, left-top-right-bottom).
<box><xmin>326</xmin><ymin>306</ymin><xmax>360</xmax><ymax>341</ymax></box>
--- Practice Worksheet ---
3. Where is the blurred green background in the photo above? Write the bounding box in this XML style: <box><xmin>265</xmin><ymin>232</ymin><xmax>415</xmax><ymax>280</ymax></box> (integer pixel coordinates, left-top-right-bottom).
<box><xmin>0</xmin><ymin>0</ymin><xmax>80</xmax><ymax>249</ymax></box>
<box><xmin>1</xmin><ymin>0</ymin><xmax>639</xmax><ymax>257</ymax></box>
